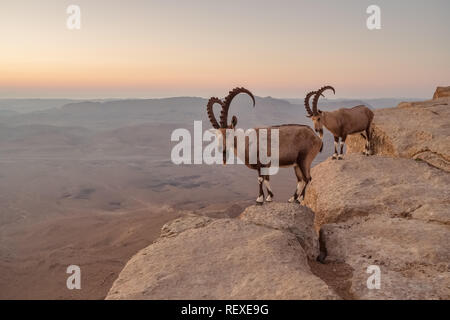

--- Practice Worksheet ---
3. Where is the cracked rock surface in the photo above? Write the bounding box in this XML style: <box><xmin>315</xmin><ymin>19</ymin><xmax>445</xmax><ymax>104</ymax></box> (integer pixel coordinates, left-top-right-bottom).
<box><xmin>346</xmin><ymin>97</ymin><xmax>450</xmax><ymax>172</ymax></box>
<box><xmin>239</xmin><ymin>203</ymin><xmax>319</xmax><ymax>260</ymax></box>
<box><xmin>106</xmin><ymin>204</ymin><xmax>338</xmax><ymax>300</ymax></box>
<box><xmin>321</xmin><ymin>215</ymin><xmax>450</xmax><ymax>299</ymax></box>
<box><xmin>304</xmin><ymin>153</ymin><xmax>450</xmax><ymax>299</ymax></box>
<box><xmin>107</xmin><ymin>91</ymin><xmax>449</xmax><ymax>300</ymax></box>
<box><xmin>304</xmin><ymin>154</ymin><xmax>450</xmax><ymax>228</ymax></box>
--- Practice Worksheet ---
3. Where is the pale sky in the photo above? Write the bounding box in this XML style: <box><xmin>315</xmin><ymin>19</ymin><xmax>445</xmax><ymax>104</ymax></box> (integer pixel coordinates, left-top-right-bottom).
<box><xmin>0</xmin><ymin>0</ymin><xmax>449</xmax><ymax>98</ymax></box>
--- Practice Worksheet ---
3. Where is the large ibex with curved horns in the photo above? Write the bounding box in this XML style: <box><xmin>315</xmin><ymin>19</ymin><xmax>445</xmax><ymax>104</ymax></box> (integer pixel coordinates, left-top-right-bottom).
<box><xmin>207</xmin><ymin>87</ymin><xmax>323</xmax><ymax>204</ymax></box>
<box><xmin>305</xmin><ymin>86</ymin><xmax>374</xmax><ymax>160</ymax></box>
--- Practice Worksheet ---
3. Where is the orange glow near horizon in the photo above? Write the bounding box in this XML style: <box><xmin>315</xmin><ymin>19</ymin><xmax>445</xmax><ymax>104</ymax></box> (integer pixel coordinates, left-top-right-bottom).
<box><xmin>0</xmin><ymin>1</ymin><xmax>449</xmax><ymax>98</ymax></box>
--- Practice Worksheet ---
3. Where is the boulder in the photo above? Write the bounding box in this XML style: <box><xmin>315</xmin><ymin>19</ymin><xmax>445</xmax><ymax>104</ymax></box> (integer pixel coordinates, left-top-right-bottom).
<box><xmin>239</xmin><ymin>203</ymin><xmax>319</xmax><ymax>260</ymax></box>
<box><xmin>304</xmin><ymin>153</ymin><xmax>450</xmax><ymax>299</ymax></box>
<box><xmin>303</xmin><ymin>154</ymin><xmax>450</xmax><ymax>228</ymax></box>
<box><xmin>433</xmin><ymin>86</ymin><xmax>450</xmax><ymax>99</ymax></box>
<box><xmin>346</xmin><ymin>97</ymin><xmax>450</xmax><ymax>172</ymax></box>
<box><xmin>321</xmin><ymin>215</ymin><xmax>450</xmax><ymax>299</ymax></box>
<box><xmin>160</xmin><ymin>213</ymin><xmax>213</xmax><ymax>238</ymax></box>
<box><xmin>106</xmin><ymin>210</ymin><xmax>338</xmax><ymax>300</ymax></box>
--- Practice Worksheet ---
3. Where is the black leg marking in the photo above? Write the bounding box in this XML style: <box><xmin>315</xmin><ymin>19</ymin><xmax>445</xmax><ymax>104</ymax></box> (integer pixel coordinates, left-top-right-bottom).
<box><xmin>365</xmin><ymin>128</ymin><xmax>371</xmax><ymax>156</ymax></box>
<box><xmin>338</xmin><ymin>135</ymin><xmax>346</xmax><ymax>160</ymax></box>
<box><xmin>289</xmin><ymin>164</ymin><xmax>303</xmax><ymax>203</ymax></box>
<box><xmin>264</xmin><ymin>175</ymin><xmax>274</xmax><ymax>202</ymax></box>
<box><xmin>298</xmin><ymin>161</ymin><xmax>311</xmax><ymax>200</ymax></box>
<box><xmin>290</xmin><ymin>190</ymin><xmax>299</xmax><ymax>202</ymax></box>
<box><xmin>361</xmin><ymin>132</ymin><xmax>369</xmax><ymax>155</ymax></box>
<box><xmin>332</xmin><ymin>136</ymin><xmax>339</xmax><ymax>160</ymax></box>
<box><xmin>256</xmin><ymin>169</ymin><xmax>265</xmax><ymax>205</ymax></box>
<box><xmin>299</xmin><ymin>179</ymin><xmax>310</xmax><ymax>199</ymax></box>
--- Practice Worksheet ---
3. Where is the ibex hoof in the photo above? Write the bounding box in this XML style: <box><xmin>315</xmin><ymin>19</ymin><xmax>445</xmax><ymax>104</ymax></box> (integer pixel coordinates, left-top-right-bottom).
<box><xmin>288</xmin><ymin>197</ymin><xmax>296</xmax><ymax>203</ymax></box>
<box><xmin>332</xmin><ymin>154</ymin><xmax>337</xmax><ymax>160</ymax></box>
<box><xmin>256</xmin><ymin>195</ymin><xmax>264</xmax><ymax>205</ymax></box>
<box><xmin>337</xmin><ymin>155</ymin><xmax>343</xmax><ymax>160</ymax></box>
<box><xmin>256</xmin><ymin>201</ymin><xmax>264</xmax><ymax>206</ymax></box>
<box><xmin>265</xmin><ymin>195</ymin><xmax>273</xmax><ymax>202</ymax></box>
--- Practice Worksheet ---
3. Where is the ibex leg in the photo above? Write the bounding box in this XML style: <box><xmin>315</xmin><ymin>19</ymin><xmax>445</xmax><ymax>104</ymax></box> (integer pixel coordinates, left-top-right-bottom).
<box><xmin>256</xmin><ymin>169</ymin><xmax>265</xmax><ymax>205</ymax></box>
<box><xmin>332</xmin><ymin>136</ymin><xmax>339</xmax><ymax>160</ymax></box>
<box><xmin>289</xmin><ymin>164</ymin><xmax>305</xmax><ymax>203</ymax></box>
<box><xmin>338</xmin><ymin>135</ymin><xmax>346</xmax><ymax>160</ymax></box>
<box><xmin>263</xmin><ymin>175</ymin><xmax>274</xmax><ymax>202</ymax></box>
<box><xmin>298</xmin><ymin>160</ymin><xmax>312</xmax><ymax>200</ymax></box>
<box><xmin>365</xmin><ymin>128</ymin><xmax>372</xmax><ymax>156</ymax></box>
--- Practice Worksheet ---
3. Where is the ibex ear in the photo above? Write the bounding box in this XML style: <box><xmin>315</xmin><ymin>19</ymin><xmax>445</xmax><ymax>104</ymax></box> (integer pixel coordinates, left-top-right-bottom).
<box><xmin>231</xmin><ymin>116</ymin><xmax>238</xmax><ymax>128</ymax></box>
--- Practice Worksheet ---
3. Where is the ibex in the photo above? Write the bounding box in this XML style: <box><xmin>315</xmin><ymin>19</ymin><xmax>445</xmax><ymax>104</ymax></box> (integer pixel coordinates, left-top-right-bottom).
<box><xmin>305</xmin><ymin>86</ymin><xmax>374</xmax><ymax>160</ymax></box>
<box><xmin>207</xmin><ymin>87</ymin><xmax>323</xmax><ymax>204</ymax></box>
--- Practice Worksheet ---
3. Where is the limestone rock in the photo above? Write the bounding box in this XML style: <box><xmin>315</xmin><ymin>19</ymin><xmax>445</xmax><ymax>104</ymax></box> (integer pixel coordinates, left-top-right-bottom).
<box><xmin>304</xmin><ymin>152</ymin><xmax>450</xmax><ymax>299</ymax></box>
<box><xmin>346</xmin><ymin>97</ymin><xmax>450</xmax><ymax>172</ymax></box>
<box><xmin>106</xmin><ymin>213</ymin><xmax>337</xmax><ymax>300</ymax></box>
<box><xmin>303</xmin><ymin>154</ymin><xmax>450</xmax><ymax>228</ymax></box>
<box><xmin>239</xmin><ymin>203</ymin><xmax>319</xmax><ymax>260</ymax></box>
<box><xmin>433</xmin><ymin>86</ymin><xmax>450</xmax><ymax>99</ymax></box>
<box><xmin>321</xmin><ymin>215</ymin><xmax>450</xmax><ymax>299</ymax></box>
<box><xmin>160</xmin><ymin>213</ymin><xmax>213</xmax><ymax>238</ymax></box>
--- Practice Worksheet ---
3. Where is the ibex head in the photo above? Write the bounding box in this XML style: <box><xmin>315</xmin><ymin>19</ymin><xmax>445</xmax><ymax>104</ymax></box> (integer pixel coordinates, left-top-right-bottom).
<box><xmin>305</xmin><ymin>86</ymin><xmax>335</xmax><ymax>139</ymax></box>
<box><xmin>206</xmin><ymin>87</ymin><xmax>256</xmax><ymax>163</ymax></box>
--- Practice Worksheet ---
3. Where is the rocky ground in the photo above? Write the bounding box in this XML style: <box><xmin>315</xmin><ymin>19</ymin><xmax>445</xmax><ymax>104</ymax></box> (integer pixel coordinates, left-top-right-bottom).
<box><xmin>106</xmin><ymin>87</ymin><xmax>449</xmax><ymax>300</ymax></box>
<box><xmin>346</xmin><ymin>87</ymin><xmax>450</xmax><ymax>172</ymax></box>
<box><xmin>303</xmin><ymin>154</ymin><xmax>449</xmax><ymax>299</ymax></box>
<box><xmin>106</xmin><ymin>205</ymin><xmax>338</xmax><ymax>300</ymax></box>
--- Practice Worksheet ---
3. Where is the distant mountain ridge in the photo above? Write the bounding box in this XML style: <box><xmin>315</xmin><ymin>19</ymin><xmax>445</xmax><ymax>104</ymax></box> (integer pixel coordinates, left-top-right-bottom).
<box><xmin>0</xmin><ymin>96</ymin><xmax>422</xmax><ymax>131</ymax></box>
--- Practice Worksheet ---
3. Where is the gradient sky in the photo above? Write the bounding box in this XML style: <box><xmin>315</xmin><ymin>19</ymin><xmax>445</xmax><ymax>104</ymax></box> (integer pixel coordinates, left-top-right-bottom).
<box><xmin>0</xmin><ymin>0</ymin><xmax>449</xmax><ymax>98</ymax></box>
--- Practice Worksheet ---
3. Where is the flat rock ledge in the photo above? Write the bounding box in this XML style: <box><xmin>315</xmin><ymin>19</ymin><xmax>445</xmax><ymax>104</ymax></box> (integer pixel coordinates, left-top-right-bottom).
<box><xmin>106</xmin><ymin>205</ymin><xmax>338</xmax><ymax>300</ymax></box>
<box><xmin>304</xmin><ymin>154</ymin><xmax>450</xmax><ymax>228</ymax></box>
<box><xmin>304</xmin><ymin>154</ymin><xmax>450</xmax><ymax>299</ymax></box>
<box><xmin>433</xmin><ymin>86</ymin><xmax>450</xmax><ymax>99</ymax></box>
<box><xmin>346</xmin><ymin>96</ymin><xmax>450</xmax><ymax>172</ymax></box>
<box><xmin>107</xmin><ymin>92</ymin><xmax>449</xmax><ymax>300</ymax></box>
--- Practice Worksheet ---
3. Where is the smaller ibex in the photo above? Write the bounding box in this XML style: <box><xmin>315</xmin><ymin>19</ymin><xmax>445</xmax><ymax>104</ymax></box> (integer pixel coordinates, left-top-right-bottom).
<box><xmin>305</xmin><ymin>86</ymin><xmax>374</xmax><ymax>160</ymax></box>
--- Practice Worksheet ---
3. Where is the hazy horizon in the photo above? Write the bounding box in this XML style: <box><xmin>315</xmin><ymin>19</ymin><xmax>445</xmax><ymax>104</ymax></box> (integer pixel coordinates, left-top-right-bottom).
<box><xmin>0</xmin><ymin>95</ymin><xmax>430</xmax><ymax>101</ymax></box>
<box><xmin>1</xmin><ymin>0</ymin><xmax>449</xmax><ymax>99</ymax></box>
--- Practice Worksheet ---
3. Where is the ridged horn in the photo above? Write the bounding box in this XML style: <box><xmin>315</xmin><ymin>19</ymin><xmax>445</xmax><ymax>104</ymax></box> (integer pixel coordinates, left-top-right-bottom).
<box><xmin>219</xmin><ymin>87</ymin><xmax>256</xmax><ymax>128</ymax></box>
<box><xmin>313</xmin><ymin>86</ymin><xmax>335</xmax><ymax>115</ymax></box>
<box><xmin>304</xmin><ymin>91</ymin><xmax>317</xmax><ymax>117</ymax></box>
<box><xmin>206</xmin><ymin>97</ymin><xmax>223</xmax><ymax>129</ymax></box>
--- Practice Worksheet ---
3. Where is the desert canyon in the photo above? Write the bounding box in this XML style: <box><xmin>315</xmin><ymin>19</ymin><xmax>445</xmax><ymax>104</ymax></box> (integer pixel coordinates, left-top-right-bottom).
<box><xmin>107</xmin><ymin>87</ymin><xmax>449</xmax><ymax>300</ymax></box>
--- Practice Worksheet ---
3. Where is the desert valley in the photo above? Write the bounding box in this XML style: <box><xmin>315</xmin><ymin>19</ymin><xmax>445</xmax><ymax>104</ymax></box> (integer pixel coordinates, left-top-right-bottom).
<box><xmin>0</xmin><ymin>88</ymin><xmax>448</xmax><ymax>299</ymax></box>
